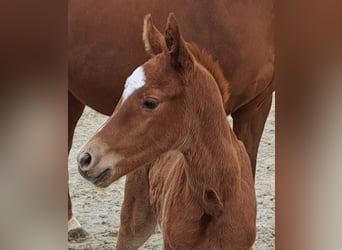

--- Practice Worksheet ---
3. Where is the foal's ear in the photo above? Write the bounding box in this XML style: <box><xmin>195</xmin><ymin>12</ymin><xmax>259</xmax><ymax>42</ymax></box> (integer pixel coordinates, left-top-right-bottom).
<box><xmin>164</xmin><ymin>13</ymin><xmax>193</xmax><ymax>70</ymax></box>
<box><xmin>143</xmin><ymin>14</ymin><xmax>166</xmax><ymax>56</ymax></box>
<box><xmin>202</xmin><ymin>188</ymin><xmax>224</xmax><ymax>218</ymax></box>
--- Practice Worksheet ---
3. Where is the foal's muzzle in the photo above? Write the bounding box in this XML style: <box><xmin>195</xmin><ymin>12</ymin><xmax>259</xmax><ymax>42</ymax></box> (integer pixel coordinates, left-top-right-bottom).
<box><xmin>77</xmin><ymin>151</ymin><xmax>97</xmax><ymax>182</ymax></box>
<box><xmin>78</xmin><ymin>152</ymin><xmax>92</xmax><ymax>171</ymax></box>
<box><xmin>76</xmin><ymin>138</ymin><xmax>123</xmax><ymax>187</ymax></box>
<box><xmin>77</xmin><ymin>151</ymin><xmax>111</xmax><ymax>184</ymax></box>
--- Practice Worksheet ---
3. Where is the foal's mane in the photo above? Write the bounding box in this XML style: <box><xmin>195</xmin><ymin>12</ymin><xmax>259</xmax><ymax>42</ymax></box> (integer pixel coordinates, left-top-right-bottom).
<box><xmin>186</xmin><ymin>42</ymin><xmax>230</xmax><ymax>106</ymax></box>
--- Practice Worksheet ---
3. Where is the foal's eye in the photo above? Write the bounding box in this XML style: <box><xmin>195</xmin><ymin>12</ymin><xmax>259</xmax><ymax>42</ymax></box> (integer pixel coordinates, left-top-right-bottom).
<box><xmin>142</xmin><ymin>98</ymin><xmax>159</xmax><ymax>110</ymax></box>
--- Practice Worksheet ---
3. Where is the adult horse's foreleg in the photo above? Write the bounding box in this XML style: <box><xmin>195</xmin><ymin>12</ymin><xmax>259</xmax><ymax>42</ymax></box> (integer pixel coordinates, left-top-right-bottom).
<box><xmin>68</xmin><ymin>91</ymin><xmax>87</xmax><ymax>242</ymax></box>
<box><xmin>232</xmin><ymin>92</ymin><xmax>273</xmax><ymax>180</ymax></box>
<box><xmin>116</xmin><ymin>167</ymin><xmax>157</xmax><ymax>250</ymax></box>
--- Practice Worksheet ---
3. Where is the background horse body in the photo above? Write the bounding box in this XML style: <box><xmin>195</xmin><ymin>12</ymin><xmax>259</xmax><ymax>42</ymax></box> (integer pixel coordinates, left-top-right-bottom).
<box><xmin>68</xmin><ymin>0</ymin><xmax>274</xmax><ymax>239</ymax></box>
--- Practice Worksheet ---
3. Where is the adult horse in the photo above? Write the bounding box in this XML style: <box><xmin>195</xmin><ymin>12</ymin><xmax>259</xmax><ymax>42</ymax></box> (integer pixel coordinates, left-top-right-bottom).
<box><xmin>78</xmin><ymin>13</ymin><xmax>257</xmax><ymax>249</ymax></box>
<box><xmin>68</xmin><ymin>0</ymin><xmax>274</xmax><ymax>240</ymax></box>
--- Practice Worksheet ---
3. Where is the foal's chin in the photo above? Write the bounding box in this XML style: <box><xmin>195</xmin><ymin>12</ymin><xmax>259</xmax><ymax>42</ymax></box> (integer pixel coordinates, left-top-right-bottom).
<box><xmin>90</xmin><ymin>167</ymin><xmax>124</xmax><ymax>188</ymax></box>
<box><xmin>78</xmin><ymin>163</ymin><xmax>122</xmax><ymax>188</ymax></box>
<box><xmin>90</xmin><ymin>160</ymin><xmax>151</xmax><ymax>188</ymax></box>
<box><xmin>92</xmin><ymin>170</ymin><xmax>116</xmax><ymax>188</ymax></box>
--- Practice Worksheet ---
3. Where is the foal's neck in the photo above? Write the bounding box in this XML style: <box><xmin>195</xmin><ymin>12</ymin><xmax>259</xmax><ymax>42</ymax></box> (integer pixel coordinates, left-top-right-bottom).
<box><xmin>182</xmin><ymin>109</ymin><xmax>241</xmax><ymax>201</ymax></box>
<box><xmin>181</xmin><ymin>45</ymin><xmax>240</xmax><ymax>202</ymax></box>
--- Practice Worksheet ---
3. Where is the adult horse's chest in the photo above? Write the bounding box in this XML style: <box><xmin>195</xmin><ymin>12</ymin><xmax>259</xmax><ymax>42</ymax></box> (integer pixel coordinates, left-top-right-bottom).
<box><xmin>148</xmin><ymin>151</ymin><xmax>205</xmax><ymax>248</ymax></box>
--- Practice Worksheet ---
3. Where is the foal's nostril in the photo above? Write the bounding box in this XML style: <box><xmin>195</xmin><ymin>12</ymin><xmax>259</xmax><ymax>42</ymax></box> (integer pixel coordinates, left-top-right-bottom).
<box><xmin>79</xmin><ymin>152</ymin><xmax>92</xmax><ymax>170</ymax></box>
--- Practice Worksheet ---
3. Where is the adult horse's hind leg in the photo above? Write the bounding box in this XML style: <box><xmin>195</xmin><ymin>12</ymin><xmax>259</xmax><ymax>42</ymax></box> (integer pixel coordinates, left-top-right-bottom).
<box><xmin>232</xmin><ymin>91</ymin><xmax>273</xmax><ymax>179</ymax></box>
<box><xmin>116</xmin><ymin>166</ymin><xmax>157</xmax><ymax>250</ymax></box>
<box><xmin>68</xmin><ymin>91</ymin><xmax>88</xmax><ymax>242</ymax></box>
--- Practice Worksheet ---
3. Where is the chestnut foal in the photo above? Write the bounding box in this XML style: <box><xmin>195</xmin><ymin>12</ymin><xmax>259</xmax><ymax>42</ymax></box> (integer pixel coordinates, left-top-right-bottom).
<box><xmin>78</xmin><ymin>14</ymin><xmax>256</xmax><ymax>250</ymax></box>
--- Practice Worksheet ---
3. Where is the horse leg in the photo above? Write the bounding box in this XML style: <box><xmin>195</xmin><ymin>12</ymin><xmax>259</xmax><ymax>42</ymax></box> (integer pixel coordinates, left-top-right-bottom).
<box><xmin>116</xmin><ymin>167</ymin><xmax>157</xmax><ymax>250</ymax></box>
<box><xmin>67</xmin><ymin>91</ymin><xmax>88</xmax><ymax>242</ymax></box>
<box><xmin>232</xmin><ymin>93</ymin><xmax>273</xmax><ymax>179</ymax></box>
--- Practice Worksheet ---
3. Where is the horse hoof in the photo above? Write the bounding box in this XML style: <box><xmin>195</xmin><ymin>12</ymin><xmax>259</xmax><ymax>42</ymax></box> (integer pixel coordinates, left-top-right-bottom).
<box><xmin>68</xmin><ymin>216</ymin><xmax>90</xmax><ymax>242</ymax></box>
<box><xmin>68</xmin><ymin>227</ymin><xmax>90</xmax><ymax>243</ymax></box>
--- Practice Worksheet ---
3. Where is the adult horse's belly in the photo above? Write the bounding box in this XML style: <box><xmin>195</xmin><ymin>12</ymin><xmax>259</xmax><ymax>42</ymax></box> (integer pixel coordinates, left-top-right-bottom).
<box><xmin>69</xmin><ymin>0</ymin><xmax>274</xmax><ymax>116</ymax></box>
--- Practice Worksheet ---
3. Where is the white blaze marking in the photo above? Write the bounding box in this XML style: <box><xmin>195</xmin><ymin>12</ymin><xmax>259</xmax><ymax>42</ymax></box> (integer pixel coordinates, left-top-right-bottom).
<box><xmin>122</xmin><ymin>66</ymin><xmax>146</xmax><ymax>102</ymax></box>
<box><xmin>68</xmin><ymin>216</ymin><xmax>82</xmax><ymax>231</ymax></box>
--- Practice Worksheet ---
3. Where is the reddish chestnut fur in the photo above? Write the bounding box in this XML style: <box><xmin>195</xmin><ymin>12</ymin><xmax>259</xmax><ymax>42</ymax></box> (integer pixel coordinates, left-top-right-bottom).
<box><xmin>79</xmin><ymin>14</ymin><xmax>257</xmax><ymax>250</ymax></box>
<box><xmin>68</xmin><ymin>0</ymin><xmax>274</xmax><ymax>240</ymax></box>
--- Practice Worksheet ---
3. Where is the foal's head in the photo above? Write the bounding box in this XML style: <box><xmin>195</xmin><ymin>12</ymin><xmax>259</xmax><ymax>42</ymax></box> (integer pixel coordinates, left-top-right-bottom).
<box><xmin>78</xmin><ymin>14</ymin><xmax>227</xmax><ymax>187</ymax></box>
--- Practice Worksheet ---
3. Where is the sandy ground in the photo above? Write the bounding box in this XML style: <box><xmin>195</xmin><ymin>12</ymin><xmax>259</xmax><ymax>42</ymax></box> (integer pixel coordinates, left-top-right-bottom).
<box><xmin>68</xmin><ymin>99</ymin><xmax>275</xmax><ymax>250</ymax></box>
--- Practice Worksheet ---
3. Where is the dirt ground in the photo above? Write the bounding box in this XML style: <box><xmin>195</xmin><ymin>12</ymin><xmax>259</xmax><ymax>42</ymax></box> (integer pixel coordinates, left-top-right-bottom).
<box><xmin>68</xmin><ymin>99</ymin><xmax>275</xmax><ymax>250</ymax></box>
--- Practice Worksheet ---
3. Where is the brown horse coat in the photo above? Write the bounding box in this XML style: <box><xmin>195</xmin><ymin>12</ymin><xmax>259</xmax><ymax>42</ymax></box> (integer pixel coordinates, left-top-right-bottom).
<box><xmin>68</xmin><ymin>0</ymin><xmax>274</xmax><ymax>241</ymax></box>
<box><xmin>77</xmin><ymin>14</ymin><xmax>257</xmax><ymax>249</ymax></box>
